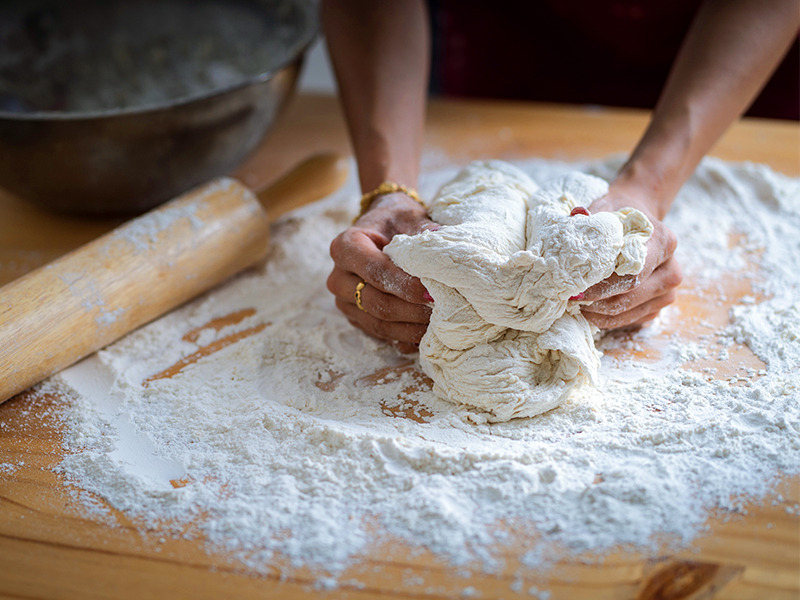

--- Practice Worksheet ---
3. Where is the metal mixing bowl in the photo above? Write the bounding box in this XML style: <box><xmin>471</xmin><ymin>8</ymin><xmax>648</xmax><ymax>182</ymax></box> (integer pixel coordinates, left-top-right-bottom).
<box><xmin>0</xmin><ymin>0</ymin><xmax>316</xmax><ymax>214</ymax></box>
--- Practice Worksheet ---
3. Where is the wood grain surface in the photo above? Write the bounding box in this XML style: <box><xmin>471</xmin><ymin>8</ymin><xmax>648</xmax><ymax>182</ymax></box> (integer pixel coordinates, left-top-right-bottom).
<box><xmin>1</xmin><ymin>94</ymin><xmax>798</xmax><ymax>599</ymax></box>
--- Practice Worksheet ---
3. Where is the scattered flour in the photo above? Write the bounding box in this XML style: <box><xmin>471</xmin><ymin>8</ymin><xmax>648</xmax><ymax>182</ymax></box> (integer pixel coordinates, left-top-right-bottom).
<box><xmin>46</xmin><ymin>155</ymin><xmax>799</xmax><ymax>588</ymax></box>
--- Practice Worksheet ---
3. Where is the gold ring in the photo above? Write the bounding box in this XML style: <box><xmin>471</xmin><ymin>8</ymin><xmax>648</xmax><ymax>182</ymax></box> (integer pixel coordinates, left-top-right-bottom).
<box><xmin>355</xmin><ymin>281</ymin><xmax>367</xmax><ymax>312</ymax></box>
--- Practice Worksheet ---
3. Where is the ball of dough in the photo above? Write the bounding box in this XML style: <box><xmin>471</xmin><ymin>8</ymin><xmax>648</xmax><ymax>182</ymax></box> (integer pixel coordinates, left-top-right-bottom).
<box><xmin>385</xmin><ymin>160</ymin><xmax>653</xmax><ymax>422</ymax></box>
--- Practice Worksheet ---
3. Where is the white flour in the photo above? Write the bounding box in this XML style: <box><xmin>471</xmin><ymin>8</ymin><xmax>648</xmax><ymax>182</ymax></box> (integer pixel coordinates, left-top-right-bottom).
<box><xmin>48</xmin><ymin>156</ymin><xmax>799</xmax><ymax>589</ymax></box>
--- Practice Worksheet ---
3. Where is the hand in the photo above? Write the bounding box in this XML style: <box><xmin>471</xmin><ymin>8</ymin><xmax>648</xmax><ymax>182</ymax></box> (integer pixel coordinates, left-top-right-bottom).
<box><xmin>579</xmin><ymin>188</ymin><xmax>683</xmax><ymax>330</ymax></box>
<box><xmin>327</xmin><ymin>193</ymin><xmax>436</xmax><ymax>353</ymax></box>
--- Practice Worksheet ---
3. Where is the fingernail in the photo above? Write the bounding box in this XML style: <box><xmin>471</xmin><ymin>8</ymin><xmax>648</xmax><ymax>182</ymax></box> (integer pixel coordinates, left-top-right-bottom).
<box><xmin>570</xmin><ymin>292</ymin><xmax>585</xmax><ymax>300</ymax></box>
<box><xmin>570</xmin><ymin>206</ymin><xmax>590</xmax><ymax>217</ymax></box>
<box><xmin>423</xmin><ymin>292</ymin><xmax>435</xmax><ymax>303</ymax></box>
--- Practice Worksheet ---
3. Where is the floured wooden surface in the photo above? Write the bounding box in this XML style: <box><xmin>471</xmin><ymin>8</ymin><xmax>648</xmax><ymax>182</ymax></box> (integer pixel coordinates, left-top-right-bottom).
<box><xmin>1</xmin><ymin>96</ymin><xmax>798</xmax><ymax>599</ymax></box>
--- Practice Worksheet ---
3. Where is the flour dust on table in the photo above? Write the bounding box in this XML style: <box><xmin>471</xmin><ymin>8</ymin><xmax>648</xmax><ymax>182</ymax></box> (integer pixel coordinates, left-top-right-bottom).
<box><xmin>49</xmin><ymin>156</ymin><xmax>800</xmax><ymax>588</ymax></box>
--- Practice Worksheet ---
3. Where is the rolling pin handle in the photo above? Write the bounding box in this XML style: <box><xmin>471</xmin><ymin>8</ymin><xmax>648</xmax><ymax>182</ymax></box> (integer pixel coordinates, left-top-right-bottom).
<box><xmin>253</xmin><ymin>153</ymin><xmax>349</xmax><ymax>219</ymax></box>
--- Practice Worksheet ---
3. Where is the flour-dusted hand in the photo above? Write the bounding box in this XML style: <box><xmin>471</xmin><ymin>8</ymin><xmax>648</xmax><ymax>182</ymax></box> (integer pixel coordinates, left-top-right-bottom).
<box><xmin>327</xmin><ymin>193</ymin><xmax>436</xmax><ymax>353</ymax></box>
<box><xmin>581</xmin><ymin>186</ymin><xmax>682</xmax><ymax>330</ymax></box>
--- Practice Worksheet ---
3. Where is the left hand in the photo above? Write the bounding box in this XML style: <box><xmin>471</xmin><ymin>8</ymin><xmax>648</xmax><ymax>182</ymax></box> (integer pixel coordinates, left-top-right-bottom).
<box><xmin>579</xmin><ymin>188</ymin><xmax>683</xmax><ymax>330</ymax></box>
<box><xmin>327</xmin><ymin>192</ymin><xmax>436</xmax><ymax>353</ymax></box>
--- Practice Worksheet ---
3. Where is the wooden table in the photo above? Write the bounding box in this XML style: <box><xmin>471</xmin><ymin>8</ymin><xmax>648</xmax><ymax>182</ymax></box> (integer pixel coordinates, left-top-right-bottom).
<box><xmin>1</xmin><ymin>94</ymin><xmax>798</xmax><ymax>599</ymax></box>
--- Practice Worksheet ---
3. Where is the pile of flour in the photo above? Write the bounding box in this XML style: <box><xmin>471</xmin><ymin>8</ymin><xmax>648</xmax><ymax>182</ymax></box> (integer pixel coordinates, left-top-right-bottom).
<box><xmin>49</xmin><ymin>155</ymin><xmax>799</xmax><ymax>587</ymax></box>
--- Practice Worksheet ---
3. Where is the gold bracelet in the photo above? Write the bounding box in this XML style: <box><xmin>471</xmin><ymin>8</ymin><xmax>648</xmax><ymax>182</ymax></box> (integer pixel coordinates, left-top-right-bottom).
<box><xmin>354</xmin><ymin>181</ymin><xmax>424</xmax><ymax>222</ymax></box>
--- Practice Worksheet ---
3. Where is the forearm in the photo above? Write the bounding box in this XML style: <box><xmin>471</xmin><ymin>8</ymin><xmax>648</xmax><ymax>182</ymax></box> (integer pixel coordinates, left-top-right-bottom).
<box><xmin>321</xmin><ymin>0</ymin><xmax>429</xmax><ymax>193</ymax></box>
<box><xmin>613</xmin><ymin>0</ymin><xmax>799</xmax><ymax>218</ymax></box>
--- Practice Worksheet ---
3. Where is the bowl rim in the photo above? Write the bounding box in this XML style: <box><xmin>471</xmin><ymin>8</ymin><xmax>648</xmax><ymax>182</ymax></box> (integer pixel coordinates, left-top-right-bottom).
<box><xmin>0</xmin><ymin>1</ymin><xmax>318</xmax><ymax>122</ymax></box>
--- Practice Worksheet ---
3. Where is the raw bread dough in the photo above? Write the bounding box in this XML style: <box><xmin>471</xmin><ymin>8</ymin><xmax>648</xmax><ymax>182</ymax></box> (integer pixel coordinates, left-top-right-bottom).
<box><xmin>384</xmin><ymin>161</ymin><xmax>653</xmax><ymax>422</ymax></box>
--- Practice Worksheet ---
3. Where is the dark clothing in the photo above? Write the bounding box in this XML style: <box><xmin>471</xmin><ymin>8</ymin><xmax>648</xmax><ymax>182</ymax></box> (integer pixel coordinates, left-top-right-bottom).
<box><xmin>428</xmin><ymin>0</ymin><xmax>799</xmax><ymax>120</ymax></box>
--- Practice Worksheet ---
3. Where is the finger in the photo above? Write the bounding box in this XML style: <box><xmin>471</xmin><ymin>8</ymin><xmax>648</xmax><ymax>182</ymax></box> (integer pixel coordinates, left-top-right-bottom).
<box><xmin>582</xmin><ymin>272</ymin><xmax>639</xmax><ymax>302</ymax></box>
<box><xmin>326</xmin><ymin>268</ymin><xmax>432</xmax><ymax>324</ymax></box>
<box><xmin>348</xmin><ymin>319</ymin><xmax>420</xmax><ymax>354</ymax></box>
<box><xmin>336</xmin><ymin>298</ymin><xmax>427</xmax><ymax>345</ymax></box>
<box><xmin>599</xmin><ymin>312</ymin><xmax>659</xmax><ymax>335</ymax></box>
<box><xmin>582</xmin><ymin>289</ymin><xmax>677</xmax><ymax>330</ymax></box>
<box><xmin>583</xmin><ymin>224</ymin><xmax>677</xmax><ymax>302</ymax></box>
<box><xmin>330</xmin><ymin>228</ymin><xmax>430</xmax><ymax>304</ymax></box>
<box><xmin>607</xmin><ymin>311</ymin><xmax>661</xmax><ymax>334</ymax></box>
<box><xmin>582</xmin><ymin>257</ymin><xmax>682</xmax><ymax>316</ymax></box>
<box><xmin>633</xmin><ymin>311</ymin><xmax>660</xmax><ymax>327</ymax></box>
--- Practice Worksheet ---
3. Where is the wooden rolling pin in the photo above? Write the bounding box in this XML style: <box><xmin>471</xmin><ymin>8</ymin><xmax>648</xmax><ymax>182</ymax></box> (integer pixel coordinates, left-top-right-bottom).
<box><xmin>0</xmin><ymin>153</ymin><xmax>349</xmax><ymax>404</ymax></box>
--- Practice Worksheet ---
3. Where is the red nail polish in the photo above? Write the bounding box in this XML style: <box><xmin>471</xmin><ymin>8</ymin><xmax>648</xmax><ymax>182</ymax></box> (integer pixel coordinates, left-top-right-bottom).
<box><xmin>423</xmin><ymin>292</ymin><xmax>434</xmax><ymax>303</ymax></box>
<box><xmin>570</xmin><ymin>292</ymin><xmax>585</xmax><ymax>300</ymax></box>
<box><xmin>570</xmin><ymin>206</ymin><xmax>590</xmax><ymax>217</ymax></box>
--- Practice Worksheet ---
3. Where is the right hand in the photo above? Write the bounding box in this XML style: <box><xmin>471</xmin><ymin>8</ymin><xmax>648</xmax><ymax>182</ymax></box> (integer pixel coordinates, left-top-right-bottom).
<box><xmin>579</xmin><ymin>187</ymin><xmax>682</xmax><ymax>330</ymax></box>
<box><xmin>327</xmin><ymin>193</ymin><xmax>436</xmax><ymax>353</ymax></box>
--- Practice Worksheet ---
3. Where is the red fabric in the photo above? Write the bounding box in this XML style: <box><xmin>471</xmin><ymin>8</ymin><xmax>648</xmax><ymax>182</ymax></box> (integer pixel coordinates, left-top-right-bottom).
<box><xmin>430</xmin><ymin>0</ymin><xmax>798</xmax><ymax>120</ymax></box>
